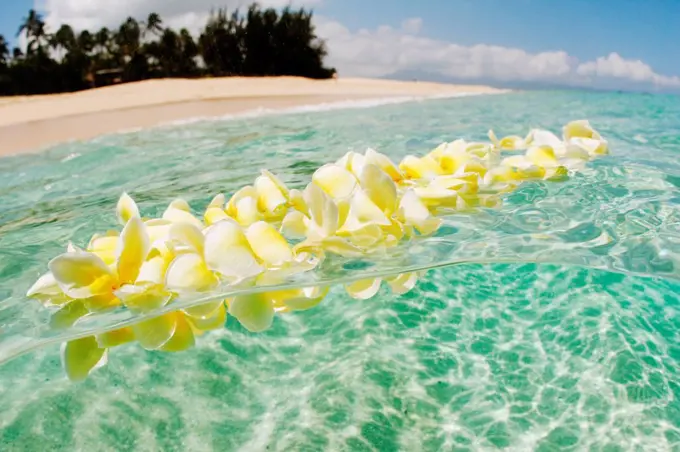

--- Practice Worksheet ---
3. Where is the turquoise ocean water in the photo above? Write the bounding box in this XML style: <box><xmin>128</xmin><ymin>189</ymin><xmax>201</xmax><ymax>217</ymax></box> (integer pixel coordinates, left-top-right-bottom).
<box><xmin>1</xmin><ymin>91</ymin><xmax>680</xmax><ymax>451</ymax></box>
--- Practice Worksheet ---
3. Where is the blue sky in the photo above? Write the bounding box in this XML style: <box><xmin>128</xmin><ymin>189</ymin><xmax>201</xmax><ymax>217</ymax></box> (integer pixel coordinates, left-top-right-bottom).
<box><xmin>1</xmin><ymin>1</ymin><xmax>30</xmax><ymax>45</ymax></box>
<box><xmin>2</xmin><ymin>0</ymin><xmax>678</xmax><ymax>90</ymax></box>
<box><xmin>317</xmin><ymin>0</ymin><xmax>680</xmax><ymax>78</ymax></box>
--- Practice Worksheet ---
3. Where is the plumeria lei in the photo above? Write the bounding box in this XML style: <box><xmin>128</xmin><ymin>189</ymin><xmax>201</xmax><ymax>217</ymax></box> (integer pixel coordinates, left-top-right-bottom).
<box><xmin>26</xmin><ymin>120</ymin><xmax>609</xmax><ymax>380</ymax></box>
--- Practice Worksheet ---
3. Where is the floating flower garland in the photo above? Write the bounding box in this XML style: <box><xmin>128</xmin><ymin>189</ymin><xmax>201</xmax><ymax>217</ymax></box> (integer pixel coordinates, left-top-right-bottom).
<box><xmin>26</xmin><ymin>120</ymin><xmax>609</xmax><ymax>380</ymax></box>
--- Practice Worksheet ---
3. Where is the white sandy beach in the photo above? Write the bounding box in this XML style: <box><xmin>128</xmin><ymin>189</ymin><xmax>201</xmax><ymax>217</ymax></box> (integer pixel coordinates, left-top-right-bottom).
<box><xmin>0</xmin><ymin>77</ymin><xmax>503</xmax><ymax>155</ymax></box>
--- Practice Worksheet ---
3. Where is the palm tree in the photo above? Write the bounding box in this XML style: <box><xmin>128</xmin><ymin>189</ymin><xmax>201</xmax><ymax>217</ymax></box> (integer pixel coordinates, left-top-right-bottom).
<box><xmin>116</xmin><ymin>17</ymin><xmax>141</xmax><ymax>59</ymax></box>
<box><xmin>144</xmin><ymin>13</ymin><xmax>164</xmax><ymax>37</ymax></box>
<box><xmin>77</xmin><ymin>30</ymin><xmax>95</xmax><ymax>54</ymax></box>
<box><xmin>0</xmin><ymin>35</ymin><xmax>8</xmax><ymax>65</ymax></box>
<box><xmin>199</xmin><ymin>8</ymin><xmax>244</xmax><ymax>76</ymax></box>
<box><xmin>95</xmin><ymin>27</ymin><xmax>111</xmax><ymax>54</ymax></box>
<box><xmin>3</xmin><ymin>5</ymin><xmax>336</xmax><ymax>95</ymax></box>
<box><xmin>17</xmin><ymin>9</ymin><xmax>48</xmax><ymax>54</ymax></box>
<box><xmin>51</xmin><ymin>24</ymin><xmax>77</xmax><ymax>55</ymax></box>
<box><xmin>179</xmin><ymin>28</ymin><xmax>198</xmax><ymax>75</ymax></box>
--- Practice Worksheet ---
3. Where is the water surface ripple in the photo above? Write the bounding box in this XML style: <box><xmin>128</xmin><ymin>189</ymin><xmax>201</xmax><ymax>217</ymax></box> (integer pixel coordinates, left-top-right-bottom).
<box><xmin>1</xmin><ymin>91</ymin><xmax>680</xmax><ymax>450</ymax></box>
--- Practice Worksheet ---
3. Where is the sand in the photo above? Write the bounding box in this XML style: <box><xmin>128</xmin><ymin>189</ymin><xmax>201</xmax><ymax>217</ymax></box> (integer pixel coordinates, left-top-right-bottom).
<box><xmin>0</xmin><ymin>77</ymin><xmax>504</xmax><ymax>156</ymax></box>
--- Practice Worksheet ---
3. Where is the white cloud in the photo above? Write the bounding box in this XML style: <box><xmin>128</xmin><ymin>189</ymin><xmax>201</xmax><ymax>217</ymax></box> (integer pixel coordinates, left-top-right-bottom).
<box><xmin>575</xmin><ymin>53</ymin><xmax>680</xmax><ymax>88</ymax></box>
<box><xmin>34</xmin><ymin>0</ymin><xmax>680</xmax><ymax>92</ymax></box>
<box><xmin>37</xmin><ymin>0</ymin><xmax>319</xmax><ymax>32</ymax></box>
<box><xmin>400</xmin><ymin>18</ymin><xmax>422</xmax><ymax>35</ymax></box>
<box><xmin>315</xmin><ymin>17</ymin><xmax>680</xmax><ymax>91</ymax></box>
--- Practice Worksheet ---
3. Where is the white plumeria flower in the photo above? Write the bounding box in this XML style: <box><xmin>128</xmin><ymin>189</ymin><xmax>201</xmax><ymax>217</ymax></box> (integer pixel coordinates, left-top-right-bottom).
<box><xmin>488</xmin><ymin>129</ymin><xmax>528</xmax><ymax>150</ymax></box>
<box><xmin>223</xmin><ymin>170</ymin><xmax>290</xmax><ymax>226</ymax></box>
<box><xmin>48</xmin><ymin>216</ymin><xmax>151</xmax><ymax>308</ymax></box>
<box><xmin>283</xmin><ymin>182</ymin><xmax>363</xmax><ymax>256</ymax></box>
<box><xmin>337</xmin><ymin>164</ymin><xmax>404</xmax><ymax>246</ymax></box>
<box><xmin>165</xmin><ymin>220</ymin><xmax>263</xmax><ymax>292</ymax></box>
<box><xmin>422</xmin><ymin>139</ymin><xmax>495</xmax><ymax>186</ymax></box>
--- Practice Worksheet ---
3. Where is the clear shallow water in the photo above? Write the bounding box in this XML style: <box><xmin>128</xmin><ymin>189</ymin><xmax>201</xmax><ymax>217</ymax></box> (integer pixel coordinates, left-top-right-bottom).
<box><xmin>1</xmin><ymin>91</ymin><xmax>680</xmax><ymax>450</ymax></box>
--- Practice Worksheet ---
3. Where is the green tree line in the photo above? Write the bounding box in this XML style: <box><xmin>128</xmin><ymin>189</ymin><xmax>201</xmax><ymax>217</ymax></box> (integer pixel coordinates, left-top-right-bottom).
<box><xmin>0</xmin><ymin>4</ymin><xmax>336</xmax><ymax>95</ymax></box>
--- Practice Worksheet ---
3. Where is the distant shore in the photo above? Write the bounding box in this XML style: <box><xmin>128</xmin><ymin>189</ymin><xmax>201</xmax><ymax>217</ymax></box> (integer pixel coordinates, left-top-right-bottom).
<box><xmin>0</xmin><ymin>77</ymin><xmax>505</xmax><ymax>156</ymax></box>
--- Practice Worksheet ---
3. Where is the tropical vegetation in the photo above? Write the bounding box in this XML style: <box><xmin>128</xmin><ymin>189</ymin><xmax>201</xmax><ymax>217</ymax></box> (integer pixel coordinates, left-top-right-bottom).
<box><xmin>0</xmin><ymin>4</ymin><xmax>336</xmax><ymax>95</ymax></box>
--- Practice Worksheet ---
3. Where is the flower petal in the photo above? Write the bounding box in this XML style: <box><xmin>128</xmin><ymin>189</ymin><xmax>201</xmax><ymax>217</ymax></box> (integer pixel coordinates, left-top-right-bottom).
<box><xmin>208</xmin><ymin>193</ymin><xmax>226</xmax><ymax>208</ymax></box>
<box><xmin>527</xmin><ymin>129</ymin><xmax>562</xmax><ymax>148</ymax></box>
<box><xmin>398</xmin><ymin>190</ymin><xmax>442</xmax><ymax>234</ymax></box>
<box><xmin>169</xmin><ymin>222</ymin><xmax>204</xmax><ymax>254</ymax></box>
<box><xmin>86</xmin><ymin>233</ymin><xmax>119</xmax><ymax>265</ymax></box>
<box><xmin>345</xmin><ymin>278</ymin><xmax>382</xmax><ymax>300</ymax></box>
<box><xmin>563</xmin><ymin>119</ymin><xmax>600</xmax><ymax>141</ymax></box>
<box><xmin>526</xmin><ymin>145</ymin><xmax>558</xmax><ymax>167</ymax></box>
<box><xmin>81</xmin><ymin>293</ymin><xmax>120</xmax><ymax>312</ymax></box>
<box><xmin>226</xmin><ymin>186</ymin><xmax>258</xmax><ymax>216</ymax></box>
<box><xmin>133</xmin><ymin>313</ymin><xmax>178</xmax><ymax>350</ymax></box>
<box><xmin>288</xmin><ymin>188</ymin><xmax>308</xmax><ymax>215</ymax></box>
<box><xmin>116</xmin><ymin>192</ymin><xmax>140</xmax><ymax>225</ymax></box>
<box><xmin>159</xmin><ymin>313</ymin><xmax>196</xmax><ymax>352</ymax></box>
<box><xmin>136</xmin><ymin>255</ymin><xmax>167</xmax><ymax>285</ymax></box>
<box><xmin>234</xmin><ymin>196</ymin><xmax>263</xmax><ymax>226</ymax></box>
<box><xmin>49</xmin><ymin>300</ymin><xmax>89</xmax><ymax>329</ymax></box>
<box><xmin>337</xmin><ymin>151</ymin><xmax>366</xmax><ymax>178</ymax></box>
<box><xmin>340</xmin><ymin>189</ymin><xmax>391</xmax><ymax>232</ymax></box>
<box><xmin>49</xmin><ymin>252</ymin><xmax>116</xmax><ymax>299</ymax></box>
<box><xmin>261</xmin><ymin>169</ymin><xmax>290</xmax><ymax>197</ymax></box>
<box><xmin>399</xmin><ymin>155</ymin><xmax>442</xmax><ymax>179</ymax></box>
<box><xmin>365</xmin><ymin>148</ymin><xmax>403</xmax><ymax>181</ymax></box>
<box><xmin>385</xmin><ymin>272</ymin><xmax>418</xmax><ymax>294</ymax></box>
<box><xmin>228</xmin><ymin>293</ymin><xmax>275</xmax><ymax>333</ymax></box>
<box><xmin>304</xmin><ymin>182</ymin><xmax>339</xmax><ymax>240</ymax></box>
<box><xmin>186</xmin><ymin>303</ymin><xmax>227</xmax><ymax>331</ymax></box>
<box><xmin>61</xmin><ymin>336</ymin><xmax>108</xmax><ymax>381</ymax></box>
<box><xmin>270</xmin><ymin>286</ymin><xmax>329</xmax><ymax>312</ymax></box>
<box><xmin>570</xmin><ymin>137</ymin><xmax>608</xmax><ymax>156</ymax></box>
<box><xmin>204</xmin><ymin>207</ymin><xmax>230</xmax><ymax>226</ymax></box>
<box><xmin>204</xmin><ymin>221</ymin><xmax>263</xmax><ymax>279</ymax></box>
<box><xmin>342</xmin><ymin>223</ymin><xmax>385</xmax><ymax>248</ymax></box>
<box><xmin>96</xmin><ymin>327</ymin><xmax>135</xmax><ymax>348</ymax></box>
<box><xmin>115</xmin><ymin>283</ymin><xmax>171</xmax><ymax>313</ymax></box>
<box><xmin>117</xmin><ymin>217</ymin><xmax>150</xmax><ymax>285</ymax></box>
<box><xmin>27</xmin><ymin>272</ymin><xmax>62</xmax><ymax>298</ymax></box>
<box><xmin>246</xmin><ymin>221</ymin><xmax>292</xmax><ymax>266</ymax></box>
<box><xmin>281</xmin><ymin>211</ymin><xmax>309</xmax><ymax>239</ymax></box>
<box><xmin>169</xmin><ymin>198</ymin><xmax>191</xmax><ymax>212</ymax></box>
<box><xmin>163</xmin><ymin>203</ymin><xmax>203</xmax><ymax>230</ymax></box>
<box><xmin>183</xmin><ymin>300</ymin><xmax>224</xmax><ymax>319</ymax></box>
<box><xmin>255</xmin><ymin>171</ymin><xmax>288</xmax><ymax>217</ymax></box>
<box><xmin>165</xmin><ymin>253</ymin><xmax>218</xmax><ymax>292</ymax></box>
<box><xmin>360</xmin><ymin>164</ymin><xmax>398</xmax><ymax>214</ymax></box>
<box><xmin>312</xmin><ymin>164</ymin><xmax>357</xmax><ymax>199</ymax></box>
<box><xmin>145</xmin><ymin>219</ymin><xmax>172</xmax><ymax>245</ymax></box>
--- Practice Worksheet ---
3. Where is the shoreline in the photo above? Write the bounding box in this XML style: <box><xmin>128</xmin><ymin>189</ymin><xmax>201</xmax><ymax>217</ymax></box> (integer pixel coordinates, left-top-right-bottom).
<box><xmin>0</xmin><ymin>77</ymin><xmax>506</xmax><ymax>156</ymax></box>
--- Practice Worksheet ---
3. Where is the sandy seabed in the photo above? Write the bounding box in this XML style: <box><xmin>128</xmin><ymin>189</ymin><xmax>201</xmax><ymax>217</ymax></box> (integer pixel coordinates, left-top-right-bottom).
<box><xmin>0</xmin><ymin>77</ymin><xmax>504</xmax><ymax>155</ymax></box>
